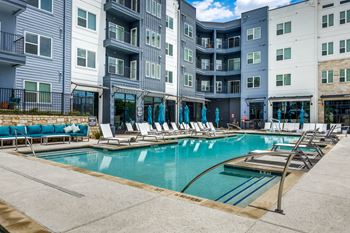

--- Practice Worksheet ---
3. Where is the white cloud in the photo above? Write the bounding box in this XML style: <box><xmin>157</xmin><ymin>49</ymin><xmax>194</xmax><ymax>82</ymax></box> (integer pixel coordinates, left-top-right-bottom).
<box><xmin>192</xmin><ymin>0</ymin><xmax>234</xmax><ymax>22</ymax></box>
<box><xmin>234</xmin><ymin>0</ymin><xmax>292</xmax><ymax>17</ymax></box>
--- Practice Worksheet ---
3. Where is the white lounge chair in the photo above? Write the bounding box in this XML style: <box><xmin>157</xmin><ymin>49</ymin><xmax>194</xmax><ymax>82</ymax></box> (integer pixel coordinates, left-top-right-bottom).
<box><xmin>330</xmin><ymin>124</ymin><xmax>342</xmax><ymax>133</ymax></box>
<box><xmin>163</xmin><ymin>122</ymin><xmax>177</xmax><ymax>134</ymax></box>
<box><xmin>98</xmin><ymin>124</ymin><xmax>132</xmax><ymax>145</ymax></box>
<box><xmin>302</xmin><ymin>123</ymin><xmax>316</xmax><ymax>132</ymax></box>
<box><xmin>136</xmin><ymin>123</ymin><xmax>163</xmax><ymax>141</ymax></box>
<box><xmin>264</xmin><ymin>122</ymin><xmax>271</xmax><ymax>131</ymax></box>
<box><xmin>125</xmin><ymin>123</ymin><xmax>139</xmax><ymax>134</ymax></box>
<box><xmin>316</xmin><ymin>123</ymin><xmax>327</xmax><ymax>133</ymax></box>
<box><xmin>193</xmin><ymin>122</ymin><xmax>215</xmax><ymax>136</ymax></box>
<box><xmin>197</xmin><ymin>122</ymin><xmax>209</xmax><ymax>131</ymax></box>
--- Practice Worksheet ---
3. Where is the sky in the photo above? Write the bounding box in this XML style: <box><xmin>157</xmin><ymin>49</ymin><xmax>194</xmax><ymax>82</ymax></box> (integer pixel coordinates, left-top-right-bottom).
<box><xmin>187</xmin><ymin>0</ymin><xmax>303</xmax><ymax>22</ymax></box>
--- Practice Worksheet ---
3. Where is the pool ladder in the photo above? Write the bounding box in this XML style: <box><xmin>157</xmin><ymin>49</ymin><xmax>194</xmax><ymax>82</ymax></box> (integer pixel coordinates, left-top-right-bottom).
<box><xmin>181</xmin><ymin>152</ymin><xmax>297</xmax><ymax>214</ymax></box>
<box><xmin>14</xmin><ymin>129</ymin><xmax>36</xmax><ymax>157</ymax></box>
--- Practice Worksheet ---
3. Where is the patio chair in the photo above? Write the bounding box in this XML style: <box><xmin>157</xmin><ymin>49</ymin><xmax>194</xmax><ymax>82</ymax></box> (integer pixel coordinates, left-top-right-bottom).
<box><xmin>125</xmin><ymin>123</ymin><xmax>139</xmax><ymax>134</ymax></box>
<box><xmin>162</xmin><ymin>122</ymin><xmax>177</xmax><ymax>134</ymax></box>
<box><xmin>263</xmin><ymin>122</ymin><xmax>271</xmax><ymax>131</ymax></box>
<box><xmin>330</xmin><ymin>124</ymin><xmax>342</xmax><ymax>134</ymax></box>
<box><xmin>315</xmin><ymin>123</ymin><xmax>327</xmax><ymax>133</ymax></box>
<box><xmin>193</xmin><ymin>122</ymin><xmax>215</xmax><ymax>136</ymax></box>
<box><xmin>301</xmin><ymin>123</ymin><xmax>316</xmax><ymax>132</ymax></box>
<box><xmin>136</xmin><ymin>123</ymin><xmax>163</xmax><ymax>141</ymax></box>
<box><xmin>310</xmin><ymin>124</ymin><xmax>339</xmax><ymax>144</ymax></box>
<box><xmin>98</xmin><ymin>124</ymin><xmax>133</xmax><ymax>145</ymax></box>
<box><xmin>171</xmin><ymin>122</ymin><xmax>185</xmax><ymax>134</ymax></box>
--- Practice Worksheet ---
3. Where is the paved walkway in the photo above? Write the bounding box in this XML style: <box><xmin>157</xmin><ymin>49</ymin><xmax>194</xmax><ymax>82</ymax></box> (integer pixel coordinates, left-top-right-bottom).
<box><xmin>0</xmin><ymin>138</ymin><xmax>349</xmax><ymax>232</ymax></box>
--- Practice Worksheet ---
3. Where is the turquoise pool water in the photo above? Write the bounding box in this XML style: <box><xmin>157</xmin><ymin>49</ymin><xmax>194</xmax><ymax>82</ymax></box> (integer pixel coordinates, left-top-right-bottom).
<box><xmin>40</xmin><ymin>134</ymin><xmax>297</xmax><ymax>207</ymax></box>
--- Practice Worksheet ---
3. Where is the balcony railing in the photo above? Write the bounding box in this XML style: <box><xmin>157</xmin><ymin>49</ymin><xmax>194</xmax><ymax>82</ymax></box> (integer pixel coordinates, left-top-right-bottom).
<box><xmin>217</xmin><ymin>82</ymin><xmax>241</xmax><ymax>94</ymax></box>
<box><xmin>196</xmin><ymin>83</ymin><xmax>214</xmax><ymax>93</ymax></box>
<box><xmin>107</xmin><ymin>0</ymin><xmax>139</xmax><ymax>13</ymax></box>
<box><xmin>0</xmin><ymin>31</ymin><xmax>24</xmax><ymax>55</ymax></box>
<box><xmin>107</xmin><ymin>65</ymin><xmax>138</xmax><ymax>80</ymax></box>
<box><xmin>196</xmin><ymin>38</ymin><xmax>214</xmax><ymax>49</ymax></box>
<box><xmin>0</xmin><ymin>88</ymin><xmax>70</xmax><ymax>114</ymax></box>
<box><xmin>107</xmin><ymin>26</ymin><xmax>138</xmax><ymax>47</ymax></box>
<box><xmin>196</xmin><ymin>61</ymin><xmax>240</xmax><ymax>72</ymax></box>
<box><xmin>196</xmin><ymin>61</ymin><xmax>214</xmax><ymax>71</ymax></box>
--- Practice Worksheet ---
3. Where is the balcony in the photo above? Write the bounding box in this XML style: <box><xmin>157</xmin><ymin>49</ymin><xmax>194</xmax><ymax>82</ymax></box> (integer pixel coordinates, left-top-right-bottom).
<box><xmin>196</xmin><ymin>80</ymin><xmax>241</xmax><ymax>98</ymax></box>
<box><xmin>105</xmin><ymin>60</ymin><xmax>139</xmax><ymax>87</ymax></box>
<box><xmin>104</xmin><ymin>26</ymin><xmax>140</xmax><ymax>54</ymax></box>
<box><xmin>196</xmin><ymin>37</ymin><xmax>214</xmax><ymax>53</ymax></box>
<box><xmin>1</xmin><ymin>0</ymin><xmax>27</xmax><ymax>15</ymax></box>
<box><xmin>215</xmin><ymin>62</ymin><xmax>241</xmax><ymax>76</ymax></box>
<box><xmin>104</xmin><ymin>0</ymin><xmax>140</xmax><ymax>22</ymax></box>
<box><xmin>196</xmin><ymin>61</ymin><xmax>215</xmax><ymax>75</ymax></box>
<box><xmin>0</xmin><ymin>31</ymin><xmax>26</xmax><ymax>66</ymax></box>
<box><xmin>216</xmin><ymin>37</ymin><xmax>241</xmax><ymax>54</ymax></box>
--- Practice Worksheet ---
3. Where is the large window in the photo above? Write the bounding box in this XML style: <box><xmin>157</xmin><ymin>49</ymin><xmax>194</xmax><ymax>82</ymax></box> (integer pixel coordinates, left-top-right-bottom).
<box><xmin>247</xmin><ymin>51</ymin><xmax>261</xmax><ymax>64</ymax></box>
<box><xmin>77</xmin><ymin>48</ymin><xmax>96</xmax><ymax>69</ymax></box>
<box><xmin>201</xmin><ymin>80</ymin><xmax>210</xmax><ymax>92</ymax></box>
<box><xmin>184</xmin><ymin>73</ymin><xmax>193</xmax><ymax>87</ymax></box>
<box><xmin>340</xmin><ymin>10</ymin><xmax>350</xmax><ymax>24</ymax></box>
<box><xmin>115</xmin><ymin>93</ymin><xmax>136</xmax><ymax>129</ymax></box>
<box><xmin>146</xmin><ymin>0</ymin><xmax>161</xmax><ymax>19</ymax></box>
<box><xmin>145</xmin><ymin>61</ymin><xmax>161</xmax><ymax>79</ymax></box>
<box><xmin>143</xmin><ymin>96</ymin><xmax>162</xmax><ymax>122</ymax></box>
<box><xmin>276</xmin><ymin>21</ymin><xmax>291</xmax><ymax>35</ymax></box>
<box><xmin>166</xmin><ymin>43</ymin><xmax>173</xmax><ymax>56</ymax></box>
<box><xmin>166</xmin><ymin>15</ymin><xmax>174</xmax><ymax>29</ymax></box>
<box><xmin>272</xmin><ymin>101</ymin><xmax>310</xmax><ymax>123</ymax></box>
<box><xmin>108</xmin><ymin>57</ymin><xmax>124</xmax><ymax>76</ymax></box>
<box><xmin>73</xmin><ymin>90</ymin><xmax>98</xmax><ymax>117</ymax></box>
<box><xmin>322</xmin><ymin>42</ymin><xmax>334</xmax><ymax>56</ymax></box>
<box><xmin>324</xmin><ymin>100</ymin><xmax>350</xmax><ymax>124</ymax></box>
<box><xmin>165</xmin><ymin>70</ymin><xmax>173</xmax><ymax>83</ymax></box>
<box><xmin>340</xmin><ymin>68</ymin><xmax>350</xmax><ymax>82</ymax></box>
<box><xmin>25</xmin><ymin>32</ymin><xmax>52</xmax><ymax>58</ymax></box>
<box><xmin>322</xmin><ymin>14</ymin><xmax>334</xmax><ymax>28</ymax></box>
<box><xmin>247</xmin><ymin>27</ymin><xmax>261</xmax><ymax>41</ymax></box>
<box><xmin>28</xmin><ymin>0</ymin><xmax>52</xmax><ymax>13</ymax></box>
<box><xmin>228</xmin><ymin>58</ymin><xmax>240</xmax><ymax>71</ymax></box>
<box><xmin>228</xmin><ymin>36</ymin><xmax>240</xmax><ymax>48</ymax></box>
<box><xmin>78</xmin><ymin>8</ymin><xmax>96</xmax><ymax>31</ymax></box>
<box><xmin>247</xmin><ymin>76</ymin><xmax>260</xmax><ymax>88</ymax></box>
<box><xmin>24</xmin><ymin>81</ymin><xmax>51</xmax><ymax>103</ymax></box>
<box><xmin>184</xmin><ymin>23</ymin><xmax>193</xmax><ymax>38</ymax></box>
<box><xmin>276</xmin><ymin>74</ymin><xmax>291</xmax><ymax>86</ymax></box>
<box><xmin>276</xmin><ymin>48</ymin><xmax>291</xmax><ymax>61</ymax></box>
<box><xmin>321</xmin><ymin>70</ymin><xmax>333</xmax><ymax>84</ymax></box>
<box><xmin>145</xmin><ymin>29</ymin><xmax>161</xmax><ymax>49</ymax></box>
<box><xmin>184</xmin><ymin>48</ymin><xmax>193</xmax><ymax>63</ymax></box>
<box><xmin>340</xmin><ymin>39</ymin><xmax>350</xmax><ymax>53</ymax></box>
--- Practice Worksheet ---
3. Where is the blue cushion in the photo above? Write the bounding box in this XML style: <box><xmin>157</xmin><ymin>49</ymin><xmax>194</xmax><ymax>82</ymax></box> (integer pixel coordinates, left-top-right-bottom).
<box><xmin>77</xmin><ymin>124</ymin><xmax>88</xmax><ymax>136</ymax></box>
<box><xmin>9</xmin><ymin>126</ymin><xmax>27</xmax><ymax>136</ymax></box>
<box><xmin>54</xmin><ymin>124</ymin><xmax>66</xmax><ymax>134</ymax></box>
<box><xmin>0</xmin><ymin>126</ymin><xmax>10</xmax><ymax>136</ymax></box>
<box><xmin>41</xmin><ymin>125</ymin><xmax>54</xmax><ymax>134</ymax></box>
<box><xmin>27</xmin><ymin>133</ymin><xmax>43</xmax><ymax>138</ymax></box>
<box><xmin>27</xmin><ymin>125</ymin><xmax>42</xmax><ymax>135</ymax></box>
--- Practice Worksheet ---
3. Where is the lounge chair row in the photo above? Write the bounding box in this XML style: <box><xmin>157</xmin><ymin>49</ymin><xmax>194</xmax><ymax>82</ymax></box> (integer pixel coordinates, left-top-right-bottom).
<box><xmin>0</xmin><ymin>124</ymin><xmax>89</xmax><ymax>147</ymax></box>
<box><xmin>264</xmin><ymin>122</ymin><xmax>342</xmax><ymax>133</ymax></box>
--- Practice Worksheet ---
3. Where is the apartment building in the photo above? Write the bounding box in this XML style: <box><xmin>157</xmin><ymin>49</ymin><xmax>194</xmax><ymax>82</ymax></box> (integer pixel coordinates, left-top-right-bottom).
<box><xmin>317</xmin><ymin>0</ymin><xmax>350</xmax><ymax>125</ymax></box>
<box><xmin>268</xmin><ymin>1</ymin><xmax>318</xmax><ymax>123</ymax></box>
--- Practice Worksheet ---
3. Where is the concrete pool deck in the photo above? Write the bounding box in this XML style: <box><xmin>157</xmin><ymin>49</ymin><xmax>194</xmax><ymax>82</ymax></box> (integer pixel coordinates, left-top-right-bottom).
<box><xmin>0</xmin><ymin>137</ymin><xmax>349</xmax><ymax>232</ymax></box>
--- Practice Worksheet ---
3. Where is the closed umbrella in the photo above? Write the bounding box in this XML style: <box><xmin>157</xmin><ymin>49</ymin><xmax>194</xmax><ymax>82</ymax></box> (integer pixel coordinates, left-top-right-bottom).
<box><xmin>184</xmin><ymin>105</ymin><xmax>190</xmax><ymax>124</ymax></box>
<box><xmin>158</xmin><ymin>103</ymin><xmax>165</xmax><ymax>125</ymax></box>
<box><xmin>179</xmin><ymin>106</ymin><xmax>183</xmax><ymax>124</ymax></box>
<box><xmin>215</xmin><ymin>108</ymin><xmax>220</xmax><ymax>128</ymax></box>
<box><xmin>147</xmin><ymin>105</ymin><xmax>153</xmax><ymax>125</ymax></box>
<box><xmin>277</xmin><ymin>109</ymin><xmax>282</xmax><ymax>122</ymax></box>
<box><xmin>201</xmin><ymin>105</ymin><xmax>207</xmax><ymax>124</ymax></box>
<box><xmin>300</xmin><ymin>107</ymin><xmax>305</xmax><ymax>126</ymax></box>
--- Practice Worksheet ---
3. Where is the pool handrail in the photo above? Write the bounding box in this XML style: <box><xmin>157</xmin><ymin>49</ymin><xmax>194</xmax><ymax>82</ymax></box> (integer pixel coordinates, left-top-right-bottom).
<box><xmin>15</xmin><ymin>128</ymin><xmax>36</xmax><ymax>157</ymax></box>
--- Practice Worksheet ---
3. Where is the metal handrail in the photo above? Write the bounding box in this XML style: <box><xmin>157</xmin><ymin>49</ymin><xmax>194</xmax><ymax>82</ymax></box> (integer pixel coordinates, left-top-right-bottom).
<box><xmin>14</xmin><ymin>129</ymin><xmax>36</xmax><ymax>157</ymax></box>
<box><xmin>270</xmin><ymin>118</ymin><xmax>281</xmax><ymax>132</ymax></box>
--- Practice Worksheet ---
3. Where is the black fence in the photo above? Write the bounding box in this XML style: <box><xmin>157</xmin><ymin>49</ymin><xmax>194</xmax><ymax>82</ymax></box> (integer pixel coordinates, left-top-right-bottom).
<box><xmin>0</xmin><ymin>88</ymin><xmax>71</xmax><ymax>114</ymax></box>
<box><xmin>0</xmin><ymin>31</ymin><xmax>24</xmax><ymax>55</ymax></box>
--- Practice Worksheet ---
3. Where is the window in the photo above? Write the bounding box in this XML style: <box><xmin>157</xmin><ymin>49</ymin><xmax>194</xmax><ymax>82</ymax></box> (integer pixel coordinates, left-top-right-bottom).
<box><xmin>166</xmin><ymin>43</ymin><xmax>173</xmax><ymax>56</ymax></box>
<box><xmin>247</xmin><ymin>51</ymin><xmax>261</xmax><ymax>64</ymax></box>
<box><xmin>145</xmin><ymin>29</ymin><xmax>161</xmax><ymax>49</ymax></box>
<box><xmin>130</xmin><ymin>60</ymin><xmax>137</xmax><ymax>80</ymax></box>
<box><xmin>276</xmin><ymin>74</ymin><xmax>291</xmax><ymax>86</ymax></box>
<box><xmin>201</xmin><ymin>59</ymin><xmax>210</xmax><ymax>70</ymax></box>
<box><xmin>276</xmin><ymin>48</ymin><xmax>291</xmax><ymax>61</ymax></box>
<box><xmin>27</xmin><ymin>0</ymin><xmax>52</xmax><ymax>13</ymax></box>
<box><xmin>77</xmin><ymin>48</ymin><xmax>95</xmax><ymax>68</ymax></box>
<box><xmin>228</xmin><ymin>36</ymin><xmax>240</xmax><ymax>48</ymax></box>
<box><xmin>25</xmin><ymin>32</ymin><xmax>52</xmax><ymax>58</ymax></box>
<box><xmin>322</xmin><ymin>3</ymin><xmax>334</xmax><ymax>8</ymax></box>
<box><xmin>201</xmin><ymin>81</ymin><xmax>210</xmax><ymax>91</ymax></box>
<box><xmin>146</xmin><ymin>61</ymin><xmax>161</xmax><ymax>79</ymax></box>
<box><xmin>340</xmin><ymin>69</ymin><xmax>350</xmax><ymax>82</ymax></box>
<box><xmin>322</xmin><ymin>14</ymin><xmax>334</xmax><ymax>28</ymax></box>
<box><xmin>166</xmin><ymin>15</ymin><xmax>174</xmax><ymax>29</ymax></box>
<box><xmin>166</xmin><ymin>70</ymin><xmax>173</xmax><ymax>83</ymax></box>
<box><xmin>216</xmin><ymin>60</ymin><xmax>222</xmax><ymax>70</ymax></box>
<box><xmin>78</xmin><ymin>8</ymin><xmax>96</xmax><ymax>31</ymax></box>
<box><xmin>73</xmin><ymin>90</ymin><xmax>99</xmax><ymax>117</ymax></box>
<box><xmin>247</xmin><ymin>27</ymin><xmax>261</xmax><ymax>40</ymax></box>
<box><xmin>109</xmin><ymin>22</ymin><xmax>125</xmax><ymax>41</ymax></box>
<box><xmin>322</xmin><ymin>42</ymin><xmax>334</xmax><ymax>56</ymax></box>
<box><xmin>216</xmin><ymin>81</ymin><xmax>222</xmax><ymax>92</ymax></box>
<box><xmin>228</xmin><ymin>58</ymin><xmax>240</xmax><ymax>71</ymax></box>
<box><xmin>184</xmin><ymin>73</ymin><xmax>193</xmax><ymax>87</ymax></box>
<box><xmin>276</xmin><ymin>21</ymin><xmax>291</xmax><ymax>35</ymax></box>
<box><xmin>184</xmin><ymin>48</ymin><xmax>193</xmax><ymax>63</ymax></box>
<box><xmin>341</xmin><ymin>0</ymin><xmax>350</xmax><ymax>4</ymax></box>
<box><xmin>247</xmin><ymin>76</ymin><xmax>260</xmax><ymax>88</ymax></box>
<box><xmin>201</xmin><ymin>38</ymin><xmax>210</xmax><ymax>48</ymax></box>
<box><xmin>184</xmin><ymin>23</ymin><xmax>193</xmax><ymax>38</ymax></box>
<box><xmin>216</xmin><ymin>38</ymin><xmax>222</xmax><ymax>49</ymax></box>
<box><xmin>340</xmin><ymin>39</ymin><xmax>350</xmax><ymax>53</ymax></box>
<box><xmin>340</xmin><ymin>10</ymin><xmax>350</xmax><ymax>24</ymax></box>
<box><xmin>24</xmin><ymin>81</ymin><xmax>51</xmax><ymax>103</ymax></box>
<box><xmin>322</xmin><ymin>70</ymin><xmax>333</xmax><ymax>84</ymax></box>
<box><xmin>108</xmin><ymin>57</ymin><xmax>124</xmax><ymax>75</ymax></box>
<box><xmin>146</xmin><ymin>0</ymin><xmax>161</xmax><ymax>19</ymax></box>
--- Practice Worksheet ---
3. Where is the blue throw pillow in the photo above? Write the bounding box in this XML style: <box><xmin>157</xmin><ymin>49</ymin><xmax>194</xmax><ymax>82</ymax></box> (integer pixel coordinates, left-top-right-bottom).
<box><xmin>0</xmin><ymin>126</ymin><xmax>10</xmax><ymax>136</ymax></box>
<box><xmin>78</xmin><ymin>124</ymin><xmax>88</xmax><ymax>135</ymax></box>
<box><xmin>27</xmin><ymin>125</ymin><xmax>42</xmax><ymax>135</ymax></box>
<box><xmin>9</xmin><ymin>126</ymin><xmax>27</xmax><ymax>136</ymax></box>
<box><xmin>41</xmin><ymin>125</ymin><xmax>55</xmax><ymax>134</ymax></box>
<box><xmin>54</xmin><ymin>124</ymin><xmax>66</xmax><ymax>134</ymax></box>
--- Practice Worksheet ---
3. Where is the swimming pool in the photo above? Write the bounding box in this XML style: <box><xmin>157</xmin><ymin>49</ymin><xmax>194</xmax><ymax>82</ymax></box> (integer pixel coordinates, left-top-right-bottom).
<box><xmin>40</xmin><ymin>134</ymin><xmax>297</xmax><ymax>207</ymax></box>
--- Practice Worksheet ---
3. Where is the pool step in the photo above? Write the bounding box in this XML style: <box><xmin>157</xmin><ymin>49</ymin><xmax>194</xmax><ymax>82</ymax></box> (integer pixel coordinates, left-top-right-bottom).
<box><xmin>215</xmin><ymin>176</ymin><xmax>278</xmax><ymax>207</ymax></box>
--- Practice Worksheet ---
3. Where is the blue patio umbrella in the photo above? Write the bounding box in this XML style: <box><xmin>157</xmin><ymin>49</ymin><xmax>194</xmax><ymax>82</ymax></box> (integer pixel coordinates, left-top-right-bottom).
<box><xmin>201</xmin><ymin>105</ymin><xmax>207</xmax><ymax>124</ymax></box>
<box><xmin>184</xmin><ymin>105</ymin><xmax>190</xmax><ymax>124</ymax></box>
<box><xmin>158</xmin><ymin>103</ymin><xmax>165</xmax><ymax>125</ymax></box>
<box><xmin>215</xmin><ymin>108</ymin><xmax>220</xmax><ymax>128</ymax></box>
<box><xmin>179</xmin><ymin>106</ymin><xmax>183</xmax><ymax>124</ymax></box>
<box><xmin>299</xmin><ymin>107</ymin><xmax>305</xmax><ymax>126</ymax></box>
<box><xmin>277</xmin><ymin>109</ymin><xmax>282</xmax><ymax>122</ymax></box>
<box><xmin>147</xmin><ymin>105</ymin><xmax>153</xmax><ymax>125</ymax></box>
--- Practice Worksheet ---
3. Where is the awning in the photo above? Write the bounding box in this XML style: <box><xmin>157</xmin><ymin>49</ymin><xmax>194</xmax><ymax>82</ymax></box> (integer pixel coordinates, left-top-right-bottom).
<box><xmin>71</xmin><ymin>82</ymin><xmax>109</xmax><ymax>91</ymax></box>
<box><xmin>320</xmin><ymin>94</ymin><xmax>350</xmax><ymax>99</ymax></box>
<box><xmin>112</xmin><ymin>85</ymin><xmax>143</xmax><ymax>94</ymax></box>
<box><xmin>245</xmin><ymin>97</ymin><xmax>266</xmax><ymax>101</ymax></box>
<box><xmin>268</xmin><ymin>95</ymin><xmax>313</xmax><ymax>101</ymax></box>
<box><xmin>181</xmin><ymin>95</ymin><xmax>210</xmax><ymax>103</ymax></box>
<box><xmin>144</xmin><ymin>90</ymin><xmax>177</xmax><ymax>98</ymax></box>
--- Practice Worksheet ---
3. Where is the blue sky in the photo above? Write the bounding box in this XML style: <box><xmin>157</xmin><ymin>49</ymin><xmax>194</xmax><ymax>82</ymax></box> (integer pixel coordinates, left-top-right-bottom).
<box><xmin>187</xmin><ymin>0</ymin><xmax>303</xmax><ymax>22</ymax></box>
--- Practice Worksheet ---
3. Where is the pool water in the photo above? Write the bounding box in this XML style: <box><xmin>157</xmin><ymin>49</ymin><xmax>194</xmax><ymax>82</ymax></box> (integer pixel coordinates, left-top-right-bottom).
<box><xmin>40</xmin><ymin>134</ymin><xmax>297</xmax><ymax>207</ymax></box>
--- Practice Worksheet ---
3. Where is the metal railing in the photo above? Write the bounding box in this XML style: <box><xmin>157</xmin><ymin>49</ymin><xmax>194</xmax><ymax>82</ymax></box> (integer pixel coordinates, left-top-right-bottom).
<box><xmin>107</xmin><ymin>64</ymin><xmax>138</xmax><ymax>80</ymax></box>
<box><xmin>0</xmin><ymin>88</ymin><xmax>70</xmax><ymax>114</ymax></box>
<box><xmin>107</xmin><ymin>26</ymin><xmax>138</xmax><ymax>47</ymax></box>
<box><xmin>196</xmin><ymin>61</ymin><xmax>214</xmax><ymax>71</ymax></box>
<box><xmin>108</xmin><ymin>0</ymin><xmax>139</xmax><ymax>13</ymax></box>
<box><xmin>196</xmin><ymin>38</ymin><xmax>214</xmax><ymax>48</ymax></box>
<box><xmin>14</xmin><ymin>128</ymin><xmax>36</xmax><ymax>157</ymax></box>
<box><xmin>0</xmin><ymin>31</ymin><xmax>24</xmax><ymax>55</ymax></box>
